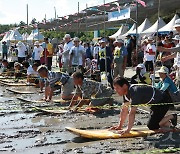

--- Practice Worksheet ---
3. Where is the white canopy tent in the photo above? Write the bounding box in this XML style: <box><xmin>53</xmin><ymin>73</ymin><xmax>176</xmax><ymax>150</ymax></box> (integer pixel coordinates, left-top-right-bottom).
<box><xmin>27</xmin><ymin>29</ymin><xmax>44</xmax><ymax>41</ymax></box>
<box><xmin>158</xmin><ymin>14</ymin><xmax>179</xmax><ymax>33</ymax></box>
<box><xmin>141</xmin><ymin>17</ymin><xmax>166</xmax><ymax>34</ymax></box>
<box><xmin>8</xmin><ymin>29</ymin><xmax>23</xmax><ymax>41</ymax></box>
<box><xmin>22</xmin><ymin>32</ymin><xmax>29</xmax><ymax>40</ymax></box>
<box><xmin>129</xmin><ymin>18</ymin><xmax>152</xmax><ymax>34</ymax></box>
<box><xmin>122</xmin><ymin>23</ymin><xmax>136</xmax><ymax>37</ymax></box>
<box><xmin>109</xmin><ymin>25</ymin><xmax>129</xmax><ymax>39</ymax></box>
<box><xmin>1</xmin><ymin>30</ymin><xmax>13</xmax><ymax>42</ymax></box>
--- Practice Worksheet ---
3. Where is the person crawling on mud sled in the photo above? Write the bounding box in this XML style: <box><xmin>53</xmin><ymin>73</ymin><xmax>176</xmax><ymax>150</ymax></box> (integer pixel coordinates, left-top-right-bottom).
<box><xmin>37</xmin><ymin>65</ymin><xmax>74</xmax><ymax>101</ymax></box>
<box><xmin>68</xmin><ymin>72</ymin><xmax>113</xmax><ymax>111</ymax></box>
<box><xmin>110</xmin><ymin>77</ymin><xmax>177</xmax><ymax>135</ymax></box>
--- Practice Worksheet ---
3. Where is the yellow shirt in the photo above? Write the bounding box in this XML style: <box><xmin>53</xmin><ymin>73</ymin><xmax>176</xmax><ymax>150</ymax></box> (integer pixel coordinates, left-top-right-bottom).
<box><xmin>47</xmin><ymin>43</ymin><xmax>53</xmax><ymax>57</ymax></box>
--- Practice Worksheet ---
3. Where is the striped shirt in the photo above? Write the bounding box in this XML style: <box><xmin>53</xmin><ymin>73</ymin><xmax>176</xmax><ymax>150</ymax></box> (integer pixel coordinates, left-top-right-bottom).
<box><xmin>45</xmin><ymin>72</ymin><xmax>69</xmax><ymax>88</ymax></box>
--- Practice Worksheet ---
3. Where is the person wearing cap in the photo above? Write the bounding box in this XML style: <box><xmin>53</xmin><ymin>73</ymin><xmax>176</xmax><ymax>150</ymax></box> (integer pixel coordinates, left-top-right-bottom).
<box><xmin>144</xmin><ymin>36</ymin><xmax>156</xmax><ymax>72</ymax></box>
<box><xmin>155</xmin><ymin>66</ymin><xmax>177</xmax><ymax>93</ymax></box>
<box><xmin>131</xmin><ymin>63</ymin><xmax>151</xmax><ymax>85</ymax></box>
<box><xmin>37</xmin><ymin>65</ymin><xmax>74</xmax><ymax>101</ymax></box>
<box><xmin>32</xmin><ymin>41</ymin><xmax>43</xmax><ymax>66</ymax></box>
<box><xmin>113</xmin><ymin>39</ymin><xmax>128</xmax><ymax>78</ymax></box>
<box><xmin>158</xmin><ymin>19</ymin><xmax>180</xmax><ymax>87</ymax></box>
<box><xmin>14</xmin><ymin>62</ymin><xmax>24</xmax><ymax>79</ymax></box>
<box><xmin>69</xmin><ymin>37</ymin><xmax>85</xmax><ymax>74</ymax></box>
<box><xmin>110</xmin><ymin>77</ymin><xmax>177</xmax><ymax>134</ymax></box>
<box><xmin>2</xmin><ymin>41</ymin><xmax>8</xmax><ymax>60</ymax></box>
<box><xmin>98</xmin><ymin>38</ymin><xmax>113</xmax><ymax>87</ymax></box>
<box><xmin>17</xmin><ymin>41</ymin><xmax>27</xmax><ymax>63</ymax></box>
<box><xmin>62</xmin><ymin>34</ymin><xmax>73</xmax><ymax>74</ymax></box>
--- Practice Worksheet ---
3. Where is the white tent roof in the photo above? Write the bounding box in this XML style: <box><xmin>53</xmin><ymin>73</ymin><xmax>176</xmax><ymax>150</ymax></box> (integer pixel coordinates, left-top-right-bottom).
<box><xmin>1</xmin><ymin>30</ymin><xmax>12</xmax><ymax>42</ymax></box>
<box><xmin>109</xmin><ymin>25</ymin><xmax>129</xmax><ymax>39</ymax></box>
<box><xmin>22</xmin><ymin>32</ymin><xmax>29</xmax><ymax>40</ymax></box>
<box><xmin>159</xmin><ymin>14</ymin><xmax>179</xmax><ymax>32</ymax></box>
<box><xmin>130</xmin><ymin>18</ymin><xmax>152</xmax><ymax>34</ymax></box>
<box><xmin>27</xmin><ymin>29</ymin><xmax>44</xmax><ymax>41</ymax></box>
<box><xmin>141</xmin><ymin>17</ymin><xmax>166</xmax><ymax>34</ymax></box>
<box><xmin>8</xmin><ymin>29</ymin><xmax>23</xmax><ymax>41</ymax></box>
<box><xmin>122</xmin><ymin>23</ymin><xmax>136</xmax><ymax>37</ymax></box>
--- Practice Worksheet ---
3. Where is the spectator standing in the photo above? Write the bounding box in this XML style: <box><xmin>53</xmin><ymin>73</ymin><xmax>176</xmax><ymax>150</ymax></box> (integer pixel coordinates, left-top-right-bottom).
<box><xmin>2</xmin><ymin>41</ymin><xmax>8</xmax><ymax>59</ymax></box>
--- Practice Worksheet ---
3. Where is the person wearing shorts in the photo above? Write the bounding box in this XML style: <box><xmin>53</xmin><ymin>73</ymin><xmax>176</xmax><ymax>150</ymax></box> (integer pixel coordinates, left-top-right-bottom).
<box><xmin>37</xmin><ymin>65</ymin><xmax>74</xmax><ymax>101</ymax></box>
<box><xmin>110</xmin><ymin>77</ymin><xmax>177</xmax><ymax>134</ymax></box>
<box><xmin>68</xmin><ymin>72</ymin><xmax>113</xmax><ymax>110</ymax></box>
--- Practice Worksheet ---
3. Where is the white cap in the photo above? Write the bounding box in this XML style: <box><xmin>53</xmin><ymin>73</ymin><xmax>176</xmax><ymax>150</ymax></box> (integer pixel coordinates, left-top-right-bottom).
<box><xmin>147</xmin><ymin>36</ymin><xmax>154</xmax><ymax>40</ymax></box>
<box><xmin>17</xmin><ymin>41</ymin><xmax>23</xmax><ymax>47</ymax></box>
<box><xmin>172</xmin><ymin>35</ymin><xmax>180</xmax><ymax>40</ymax></box>
<box><xmin>173</xmin><ymin>19</ymin><xmax>180</xmax><ymax>28</ymax></box>
<box><xmin>113</xmin><ymin>39</ymin><xmax>124</xmax><ymax>44</ymax></box>
<box><xmin>157</xmin><ymin>66</ymin><xmax>169</xmax><ymax>74</ymax></box>
<box><xmin>99</xmin><ymin>38</ymin><xmax>106</xmax><ymax>43</ymax></box>
<box><xmin>14</xmin><ymin>62</ymin><xmax>21</xmax><ymax>67</ymax></box>
<box><xmin>34</xmin><ymin>41</ymin><xmax>39</xmax><ymax>46</ymax></box>
<box><xmin>64</xmin><ymin>34</ymin><xmax>71</xmax><ymax>39</ymax></box>
<box><xmin>73</xmin><ymin>37</ymin><xmax>80</xmax><ymax>42</ymax></box>
<box><xmin>137</xmin><ymin>63</ymin><xmax>145</xmax><ymax>69</ymax></box>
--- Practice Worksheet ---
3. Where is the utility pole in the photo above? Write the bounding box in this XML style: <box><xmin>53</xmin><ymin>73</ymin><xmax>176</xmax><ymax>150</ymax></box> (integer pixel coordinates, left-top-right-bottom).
<box><xmin>54</xmin><ymin>6</ymin><xmax>57</xmax><ymax>19</ymax></box>
<box><xmin>27</xmin><ymin>4</ymin><xmax>29</xmax><ymax>26</ymax></box>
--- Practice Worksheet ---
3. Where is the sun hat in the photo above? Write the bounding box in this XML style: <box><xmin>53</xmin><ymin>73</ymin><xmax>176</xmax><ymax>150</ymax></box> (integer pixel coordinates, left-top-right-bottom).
<box><xmin>34</xmin><ymin>41</ymin><xmax>39</xmax><ymax>46</ymax></box>
<box><xmin>73</xmin><ymin>37</ymin><xmax>80</xmax><ymax>42</ymax></box>
<box><xmin>157</xmin><ymin>66</ymin><xmax>169</xmax><ymax>74</ymax></box>
<box><xmin>172</xmin><ymin>35</ymin><xmax>180</xmax><ymax>40</ymax></box>
<box><xmin>63</xmin><ymin>34</ymin><xmax>71</xmax><ymax>39</ymax></box>
<box><xmin>173</xmin><ymin>19</ymin><xmax>180</xmax><ymax>28</ymax></box>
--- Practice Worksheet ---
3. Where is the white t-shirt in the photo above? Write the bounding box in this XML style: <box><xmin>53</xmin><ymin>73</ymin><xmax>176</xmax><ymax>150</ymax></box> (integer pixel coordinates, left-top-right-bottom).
<box><xmin>27</xmin><ymin>65</ymin><xmax>38</xmax><ymax>76</ymax></box>
<box><xmin>17</xmin><ymin>45</ymin><xmax>26</xmax><ymax>58</ymax></box>
<box><xmin>93</xmin><ymin>46</ymin><xmax>100</xmax><ymax>58</ymax></box>
<box><xmin>144</xmin><ymin>44</ymin><xmax>156</xmax><ymax>61</ymax></box>
<box><xmin>69</xmin><ymin>45</ymin><xmax>85</xmax><ymax>66</ymax></box>
<box><xmin>62</xmin><ymin>41</ymin><xmax>73</xmax><ymax>63</ymax></box>
<box><xmin>33</xmin><ymin>46</ymin><xmax>43</xmax><ymax>60</ymax></box>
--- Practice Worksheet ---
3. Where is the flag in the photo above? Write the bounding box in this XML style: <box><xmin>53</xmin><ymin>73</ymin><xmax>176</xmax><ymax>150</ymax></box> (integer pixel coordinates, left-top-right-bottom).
<box><xmin>108</xmin><ymin>8</ymin><xmax>131</xmax><ymax>21</ymax></box>
<box><xmin>135</xmin><ymin>0</ymin><xmax>146</xmax><ymax>7</ymax></box>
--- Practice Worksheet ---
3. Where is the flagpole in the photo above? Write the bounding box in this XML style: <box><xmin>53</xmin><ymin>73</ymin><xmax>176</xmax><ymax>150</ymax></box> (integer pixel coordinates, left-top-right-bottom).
<box><xmin>152</xmin><ymin>0</ymin><xmax>161</xmax><ymax>86</ymax></box>
<box><xmin>77</xmin><ymin>2</ymin><xmax>80</xmax><ymax>37</ymax></box>
<box><xmin>135</xmin><ymin>0</ymin><xmax>138</xmax><ymax>66</ymax></box>
<box><xmin>86</xmin><ymin>3</ymin><xmax>88</xmax><ymax>42</ymax></box>
<box><xmin>103</xmin><ymin>0</ymin><xmax>106</xmax><ymax>38</ymax></box>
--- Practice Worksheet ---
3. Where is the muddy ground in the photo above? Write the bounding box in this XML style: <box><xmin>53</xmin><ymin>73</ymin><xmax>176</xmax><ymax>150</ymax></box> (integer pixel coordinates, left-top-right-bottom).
<box><xmin>0</xmin><ymin>68</ymin><xmax>180</xmax><ymax>154</ymax></box>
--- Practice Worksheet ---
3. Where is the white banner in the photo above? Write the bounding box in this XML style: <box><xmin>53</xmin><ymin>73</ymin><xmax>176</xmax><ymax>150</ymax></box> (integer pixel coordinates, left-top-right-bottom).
<box><xmin>108</xmin><ymin>8</ymin><xmax>131</xmax><ymax>21</ymax></box>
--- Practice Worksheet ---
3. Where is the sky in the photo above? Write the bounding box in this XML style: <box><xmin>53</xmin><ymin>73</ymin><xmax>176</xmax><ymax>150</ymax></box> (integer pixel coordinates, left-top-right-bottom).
<box><xmin>0</xmin><ymin>0</ymin><xmax>115</xmax><ymax>25</ymax></box>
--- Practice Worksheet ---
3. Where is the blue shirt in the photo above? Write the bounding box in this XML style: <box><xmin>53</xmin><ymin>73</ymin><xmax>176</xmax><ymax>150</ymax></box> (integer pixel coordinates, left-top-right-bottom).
<box><xmin>155</xmin><ymin>76</ymin><xmax>178</xmax><ymax>93</ymax></box>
